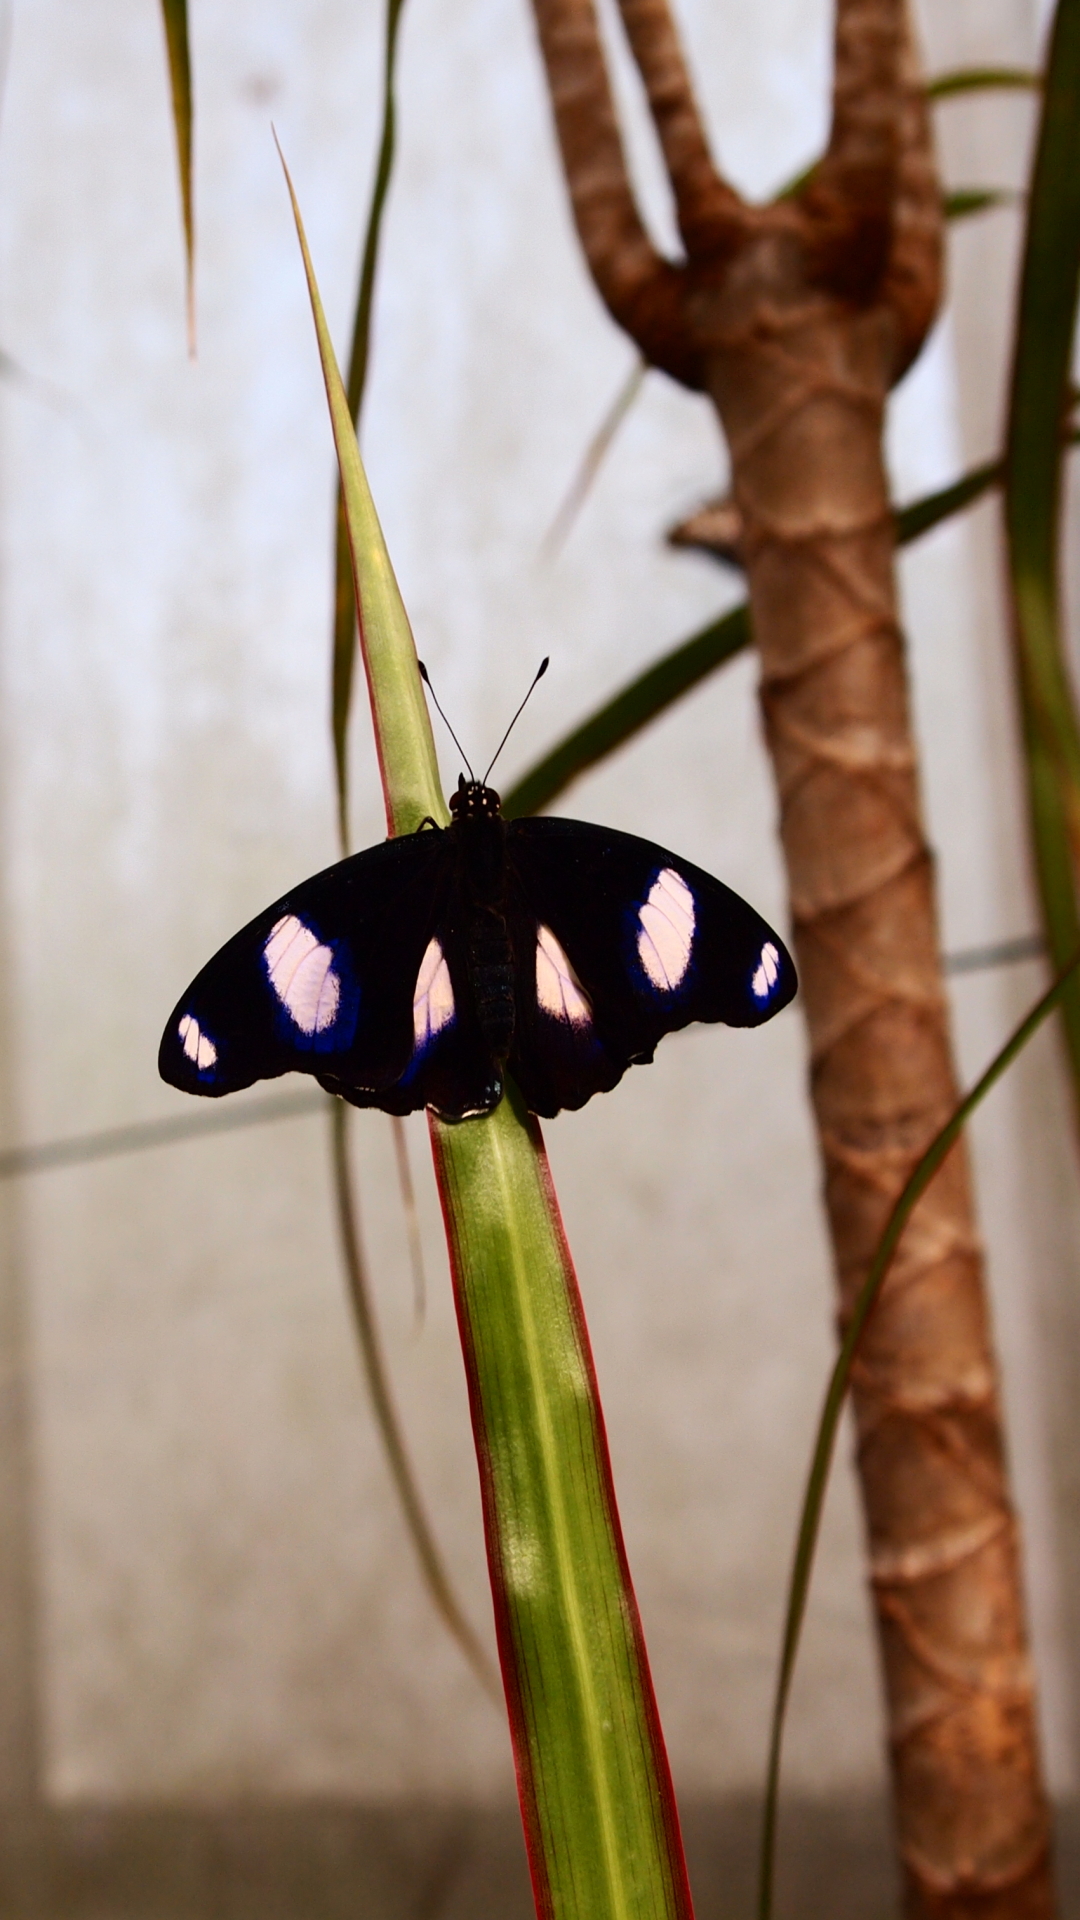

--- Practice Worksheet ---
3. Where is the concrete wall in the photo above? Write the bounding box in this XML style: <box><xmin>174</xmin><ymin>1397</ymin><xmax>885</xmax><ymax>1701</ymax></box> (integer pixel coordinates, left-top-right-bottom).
<box><xmin>0</xmin><ymin>0</ymin><xmax>1074</xmax><ymax>1861</ymax></box>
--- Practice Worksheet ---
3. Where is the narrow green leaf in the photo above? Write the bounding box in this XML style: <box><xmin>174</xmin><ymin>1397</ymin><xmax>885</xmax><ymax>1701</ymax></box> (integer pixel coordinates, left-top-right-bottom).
<box><xmin>773</xmin><ymin>159</ymin><xmax>817</xmax><ymax>203</ymax></box>
<box><xmin>756</xmin><ymin>948</ymin><xmax>1080</xmax><ymax>1920</ymax></box>
<box><xmin>0</xmin><ymin>1089</ymin><xmax>329</xmax><ymax>1178</ymax></box>
<box><xmin>503</xmin><ymin>605</ymin><xmax>750</xmax><ymax>818</ymax></box>
<box><xmin>332</xmin><ymin>0</ymin><xmax>409</xmax><ymax>852</ymax></box>
<box><xmin>284</xmin><ymin>150</ymin><xmax>692</xmax><ymax>1915</ymax></box>
<box><xmin>390</xmin><ymin>1108</ymin><xmax>429</xmax><ymax>1326</ymax></box>
<box><xmin>296</xmin><ymin>0</ymin><xmax>450</xmax><ymax>1710</ymax></box>
<box><xmin>158</xmin><ymin>0</ymin><xmax>195</xmax><ymax>351</ymax></box>
<box><xmin>431</xmin><ymin>1089</ymin><xmax>694</xmax><ymax>1920</ymax></box>
<box><xmin>504</xmin><ymin>457</ymin><xmax>1005</xmax><ymax>819</ymax></box>
<box><xmin>945</xmin><ymin>186</ymin><xmax>1020</xmax><ymax>222</ymax></box>
<box><xmin>893</xmin><ymin>456</ymin><xmax>1001</xmax><ymax>543</ymax></box>
<box><xmin>279</xmin><ymin>142</ymin><xmax>497</xmax><ymax>1697</ymax></box>
<box><xmin>277</xmin><ymin>141</ymin><xmax>442</xmax><ymax>837</ymax></box>
<box><xmin>541</xmin><ymin>359</ymin><xmax>646</xmax><ymax>560</ymax></box>
<box><xmin>778</xmin><ymin>180</ymin><xmax>1019</xmax><ymax>223</ymax></box>
<box><xmin>1003</xmin><ymin>0</ymin><xmax>1080</xmax><ymax>1114</ymax></box>
<box><xmin>344</xmin><ymin>0</ymin><xmax>408</xmax><ymax>428</ymax></box>
<box><xmin>773</xmin><ymin>63</ymin><xmax>1038</xmax><ymax>210</ymax></box>
<box><xmin>927</xmin><ymin>65</ymin><xmax>1040</xmax><ymax>99</ymax></box>
<box><xmin>331</xmin><ymin>1104</ymin><xmax>500</xmax><ymax>1701</ymax></box>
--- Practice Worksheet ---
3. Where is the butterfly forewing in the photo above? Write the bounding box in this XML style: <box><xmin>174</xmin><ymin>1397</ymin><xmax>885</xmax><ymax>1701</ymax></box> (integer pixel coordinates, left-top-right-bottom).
<box><xmin>159</xmin><ymin>832</ymin><xmax>449</xmax><ymax>1102</ymax></box>
<box><xmin>504</xmin><ymin>901</ymin><xmax>625</xmax><ymax>1115</ymax></box>
<box><xmin>502</xmin><ymin>817</ymin><xmax>796</xmax><ymax>1115</ymax></box>
<box><xmin>319</xmin><ymin>911</ymin><xmax>504</xmax><ymax>1119</ymax></box>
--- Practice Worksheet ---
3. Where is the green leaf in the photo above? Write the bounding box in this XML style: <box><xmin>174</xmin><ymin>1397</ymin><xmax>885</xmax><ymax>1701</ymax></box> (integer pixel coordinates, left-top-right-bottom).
<box><xmin>332</xmin><ymin>0</ymin><xmax>409</xmax><ymax>853</ymax></box>
<box><xmin>944</xmin><ymin>187</ymin><xmax>1020</xmax><ymax>222</ymax></box>
<box><xmin>541</xmin><ymin>359</ymin><xmax>646</xmax><ymax>559</ymax></box>
<box><xmin>280</xmin><ymin>52</ymin><xmax>499</xmax><ymax>1712</ymax></box>
<box><xmin>892</xmin><ymin>456</ymin><xmax>1001</xmax><ymax>543</ymax></box>
<box><xmin>331</xmin><ymin>1103</ymin><xmax>499</xmax><ymax>1701</ymax></box>
<box><xmin>503</xmin><ymin>457</ymin><xmax>1005</xmax><ymax>819</ymax></box>
<box><xmin>503</xmin><ymin>604</ymin><xmax>750</xmax><ymax>818</ymax></box>
<box><xmin>431</xmin><ymin>1088</ymin><xmax>694</xmax><ymax>1920</ymax></box>
<box><xmin>277</xmin><ymin>142</ymin><xmax>442</xmax><ymax>837</ymax></box>
<box><xmin>1003</xmin><ymin>0</ymin><xmax>1080</xmax><ymax>1114</ymax></box>
<box><xmin>756</xmin><ymin>948</ymin><xmax>1080</xmax><ymax>1920</ymax></box>
<box><xmin>278</xmin><ymin>141</ymin><xmax>499</xmax><ymax>1699</ymax></box>
<box><xmin>776</xmin><ymin>178</ymin><xmax>1019</xmax><ymax>222</ymax></box>
<box><xmin>344</xmin><ymin>0</ymin><xmax>409</xmax><ymax>429</ymax></box>
<box><xmin>772</xmin><ymin>63</ymin><xmax>1038</xmax><ymax>210</ymax></box>
<box><xmin>927</xmin><ymin>65</ymin><xmax>1040</xmax><ymax>99</ymax></box>
<box><xmin>282</xmin><ymin>149</ymin><xmax>692</xmax><ymax>1916</ymax></box>
<box><xmin>284</xmin><ymin>5</ymin><xmax>462</xmax><ymax>1711</ymax></box>
<box><xmin>158</xmin><ymin>0</ymin><xmax>195</xmax><ymax>351</ymax></box>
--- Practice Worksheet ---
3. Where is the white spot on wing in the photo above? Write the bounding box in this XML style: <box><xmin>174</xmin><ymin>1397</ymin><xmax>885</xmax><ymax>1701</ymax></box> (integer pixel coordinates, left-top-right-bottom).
<box><xmin>178</xmin><ymin>1011</ymin><xmax>217</xmax><ymax>1071</ymax></box>
<box><xmin>637</xmin><ymin>868</ymin><xmax>695</xmax><ymax>992</ymax></box>
<box><xmin>536</xmin><ymin>925</ymin><xmax>591</xmax><ymax>1027</ymax></box>
<box><xmin>264</xmin><ymin>914</ymin><xmax>341</xmax><ymax>1035</ymax></box>
<box><xmin>751</xmin><ymin>940</ymin><xmax>781</xmax><ymax>1000</ymax></box>
<box><xmin>413</xmin><ymin>937</ymin><xmax>454</xmax><ymax>1049</ymax></box>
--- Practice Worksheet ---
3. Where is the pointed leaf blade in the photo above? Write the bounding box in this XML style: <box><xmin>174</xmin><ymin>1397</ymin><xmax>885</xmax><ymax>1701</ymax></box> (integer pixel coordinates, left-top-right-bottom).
<box><xmin>1003</xmin><ymin>0</ymin><xmax>1080</xmax><ymax>1113</ymax></box>
<box><xmin>285</xmin><ymin>153</ymin><xmax>693</xmax><ymax>1918</ymax></box>
<box><xmin>158</xmin><ymin>0</ymin><xmax>195</xmax><ymax>350</ymax></box>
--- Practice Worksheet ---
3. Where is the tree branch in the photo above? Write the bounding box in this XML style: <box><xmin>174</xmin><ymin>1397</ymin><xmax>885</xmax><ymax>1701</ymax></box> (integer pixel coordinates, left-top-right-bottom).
<box><xmin>531</xmin><ymin>0</ymin><xmax>703</xmax><ymax>384</ymax></box>
<box><xmin>880</xmin><ymin>0</ymin><xmax>944</xmax><ymax>377</ymax></box>
<box><xmin>615</xmin><ymin>0</ymin><xmax>745</xmax><ymax>254</ymax></box>
<box><xmin>801</xmin><ymin>0</ymin><xmax>904</xmax><ymax>299</ymax></box>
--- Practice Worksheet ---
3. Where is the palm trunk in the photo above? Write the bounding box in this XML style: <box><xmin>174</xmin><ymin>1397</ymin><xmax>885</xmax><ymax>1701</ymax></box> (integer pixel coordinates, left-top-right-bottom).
<box><xmin>710</xmin><ymin>288</ymin><xmax>1050</xmax><ymax>1914</ymax></box>
<box><xmin>527</xmin><ymin>0</ymin><xmax>1056</xmax><ymax>1909</ymax></box>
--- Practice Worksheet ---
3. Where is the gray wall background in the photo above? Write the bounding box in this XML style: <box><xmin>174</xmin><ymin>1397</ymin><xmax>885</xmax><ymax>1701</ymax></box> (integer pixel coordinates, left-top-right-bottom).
<box><xmin>0</xmin><ymin>0</ymin><xmax>1076</xmax><ymax>1857</ymax></box>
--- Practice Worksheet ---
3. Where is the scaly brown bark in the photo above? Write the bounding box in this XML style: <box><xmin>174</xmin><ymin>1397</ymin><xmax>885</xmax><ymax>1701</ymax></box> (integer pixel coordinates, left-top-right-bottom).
<box><xmin>528</xmin><ymin>0</ymin><xmax>1056</xmax><ymax>1911</ymax></box>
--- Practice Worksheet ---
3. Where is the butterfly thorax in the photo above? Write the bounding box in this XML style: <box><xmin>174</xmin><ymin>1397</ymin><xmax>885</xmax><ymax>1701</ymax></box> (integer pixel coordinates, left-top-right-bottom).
<box><xmin>448</xmin><ymin>777</ymin><xmax>502</xmax><ymax>823</ymax></box>
<box><xmin>449</xmin><ymin>778</ymin><xmax>516</xmax><ymax>1059</ymax></box>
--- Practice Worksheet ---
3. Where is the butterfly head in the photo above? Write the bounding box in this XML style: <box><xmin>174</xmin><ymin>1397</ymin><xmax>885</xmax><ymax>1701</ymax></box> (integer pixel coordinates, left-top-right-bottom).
<box><xmin>450</xmin><ymin>774</ymin><xmax>503</xmax><ymax>820</ymax></box>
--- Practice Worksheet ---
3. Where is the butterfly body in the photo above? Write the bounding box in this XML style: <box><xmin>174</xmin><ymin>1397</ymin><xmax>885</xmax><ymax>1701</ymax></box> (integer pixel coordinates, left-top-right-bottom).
<box><xmin>160</xmin><ymin>777</ymin><xmax>796</xmax><ymax>1120</ymax></box>
<box><xmin>447</xmin><ymin>780</ymin><xmax>517</xmax><ymax>1062</ymax></box>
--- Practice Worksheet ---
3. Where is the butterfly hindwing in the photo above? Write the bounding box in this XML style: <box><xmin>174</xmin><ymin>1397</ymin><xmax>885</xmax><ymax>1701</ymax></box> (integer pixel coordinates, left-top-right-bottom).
<box><xmin>160</xmin><ymin>824</ymin><xmax>510</xmax><ymax>1119</ymax></box>
<box><xmin>322</xmin><ymin>905</ymin><xmax>504</xmax><ymax>1119</ymax></box>
<box><xmin>503</xmin><ymin>816</ymin><xmax>796</xmax><ymax>1116</ymax></box>
<box><xmin>504</xmin><ymin>902</ymin><xmax>627</xmax><ymax>1116</ymax></box>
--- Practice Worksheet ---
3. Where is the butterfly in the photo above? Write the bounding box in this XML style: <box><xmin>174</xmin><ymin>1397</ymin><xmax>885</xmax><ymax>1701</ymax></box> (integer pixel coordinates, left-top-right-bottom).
<box><xmin>159</xmin><ymin>775</ymin><xmax>797</xmax><ymax>1122</ymax></box>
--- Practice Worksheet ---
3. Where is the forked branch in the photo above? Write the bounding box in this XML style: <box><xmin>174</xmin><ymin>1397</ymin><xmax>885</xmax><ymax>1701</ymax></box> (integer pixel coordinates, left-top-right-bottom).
<box><xmin>880</xmin><ymin>0</ymin><xmax>944</xmax><ymax>373</ymax></box>
<box><xmin>526</xmin><ymin>0</ymin><xmax>1047</xmax><ymax>1909</ymax></box>
<box><xmin>615</xmin><ymin>0</ymin><xmax>744</xmax><ymax>254</ymax></box>
<box><xmin>799</xmin><ymin>0</ymin><xmax>905</xmax><ymax>297</ymax></box>
<box><xmin>532</xmin><ymin>0</ymin><xmax>940</xmax><ymax>392</ymax></box>
<box><xmin>531</xmin><ymin>0</ymin><xmax>700</xmax><ymax>383</ymax></box>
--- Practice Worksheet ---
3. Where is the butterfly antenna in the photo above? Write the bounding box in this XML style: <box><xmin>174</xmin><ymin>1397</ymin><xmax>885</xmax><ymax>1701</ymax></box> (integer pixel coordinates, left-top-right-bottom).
<box><xmin>483</xmin><ymin>657</ymin><xmax>549</xmax><ymax>785</ymax></box>
<box><xmin>418</xmin><ymin>661</ymin><xmax>475</xmax><ymax>781</ymax></box>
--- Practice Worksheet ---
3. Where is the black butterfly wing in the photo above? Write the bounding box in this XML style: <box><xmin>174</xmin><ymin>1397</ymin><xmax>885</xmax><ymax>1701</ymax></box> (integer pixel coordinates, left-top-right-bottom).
<box><xmin>323</xmin><ymin>901</ymin><xmax>504</xmax><ymax>1120</ymax></box>
<box><xmin>159</xmin><ymin>828</ymin><xmax>474</xmax><ymax>1115</ymax></box>
<box><xmin>503</xmin><ymin>816</ymin><xmax>797</xmax><ymax>1117</ymax></box>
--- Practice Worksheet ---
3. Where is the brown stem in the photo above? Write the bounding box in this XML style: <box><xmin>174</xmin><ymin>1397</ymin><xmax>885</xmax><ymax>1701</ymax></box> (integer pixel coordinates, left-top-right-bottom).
<box><xmin>526</xmin><ymin>0</ymin><xmax>1056</xmax><ymax>1905</ymax></box>
<box><xmin>706</xmin><ymin>282</ymin><xmax>1053</xmax><ymax>1917</ymax></box>
<box><xmin>881</xmin><ymin>0</ymin><xmax>944</xmax><ymax>378</ymax></box>
<box><xmin>800</xmin><ymin>0</ymin><xmax>904</xmax><ymax>299</ymax></box>
<box><xmin>530</xmin><ymin>0</ymin><xmax>701</xmax><ymax>384</ymax></box>
<box><xmin>615</xmin><ymin>0</ymin><xmax>744</xmax><ymax>254</ymax></box>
